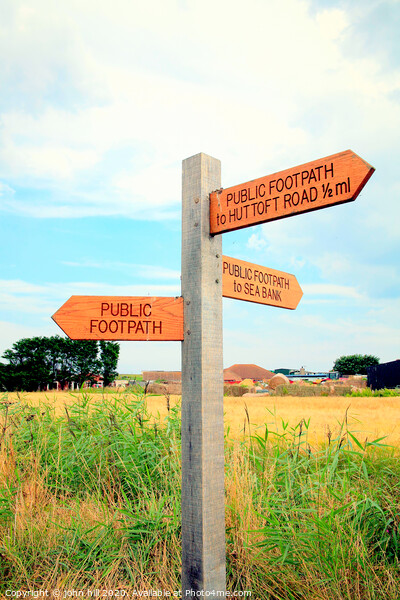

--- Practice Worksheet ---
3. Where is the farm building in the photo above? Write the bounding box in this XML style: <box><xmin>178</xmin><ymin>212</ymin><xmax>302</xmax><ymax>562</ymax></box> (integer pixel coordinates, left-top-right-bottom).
<box><xmin>224</xmin><ymin>364</ymin><xmax>275</xmax><ymax>383</ymax></box>
<box><xmin>110</xmin><ymin>379</ymin><xmax>129</xmax><ymax>388</ymax></box>
<box><xmin>223</xmin><ymin>369</ymin><xmax>243</xmax><ymax>384</ymax></box>
<box><xmin>274</xmin><ymin>368</ymin><xmax>294</xmax><ymax>376</ymax></box>
<box><xmin>142</xmin><ymin>365</ymin><xmax>274</xmax><ymax>386</ymax></box>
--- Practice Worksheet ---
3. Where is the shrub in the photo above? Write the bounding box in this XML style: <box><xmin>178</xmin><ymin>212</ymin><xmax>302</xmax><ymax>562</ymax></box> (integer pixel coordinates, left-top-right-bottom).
<box><xmin>272</xmin><ymin>383</ymin><xmax>328</xmax><ymax>397</ymax></box>
<box><xmin>333</xmin><ymin>385</ymin><xmax>353</xmax><ymax>396</ymax></box>
<box><xmin>224</xmin><ymin>384</ymin><xmax>254</xmax><ymax>396</ymax></box>
<box><xmin>348</xmin><ymin>387</ymin><xmax>400</xmax><ymax>397</ymax></box>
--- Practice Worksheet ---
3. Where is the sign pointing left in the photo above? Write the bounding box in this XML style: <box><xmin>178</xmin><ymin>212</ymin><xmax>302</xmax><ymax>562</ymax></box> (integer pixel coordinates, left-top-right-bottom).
<box><xmin>52</xmin><ymin>296</ymin><xmax>184</xmax><ymax>341</ymax></box>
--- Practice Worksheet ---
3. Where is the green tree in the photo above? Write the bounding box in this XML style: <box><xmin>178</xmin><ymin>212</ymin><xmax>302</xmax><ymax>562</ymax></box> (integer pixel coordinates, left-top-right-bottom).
<box><xmin>1</xmin><ymin>336</ymin><xmax>120</xmax><ymax>391</ymax></box>
<box><xmin>2</xmin><ymin>337</ymin><xmax>53</xmax><ymax>391</ymax></box>
<box><xmin>69</xmin><ymin>340</ymin><xmax>100</xmax><ymax>387</ymax></box>
<box><xmin>333</xmin><ymin>354</ymin><xmax>379</xmax><ymax>375</ymax></box>
<box><xmin>99</xmin><ymin>341</ymin><xmax>120</xmax><ymax>387</ymax></box>
<box><xmin>0</xmin><ymin>362</ymin><xmax>11</xmax><ymax>391</ymax></box>
<box><xmin>48</xmin><ymin>336</ymin><xmax>82</xmax><ymax>389</ymax></box>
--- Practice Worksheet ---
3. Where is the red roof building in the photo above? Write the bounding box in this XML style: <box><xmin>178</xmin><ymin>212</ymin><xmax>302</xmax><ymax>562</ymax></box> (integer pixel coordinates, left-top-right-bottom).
<box><xmin>223</xmin><ymin>364</ymin><xmax>275</xmax><ymax>382</ymax></box>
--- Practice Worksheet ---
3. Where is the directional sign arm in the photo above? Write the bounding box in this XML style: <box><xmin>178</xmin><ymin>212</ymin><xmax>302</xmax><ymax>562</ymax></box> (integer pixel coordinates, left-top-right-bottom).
<box><xmin>210</xmin><ymin>150</ymin><xmax>375</xmax><ymax>234</ymax></box>
<box><xmin>222</xmin><ymin>256</ymin><xmax>303</xmax><ymax>309</ymax></box>
<box><xmin>52</xmin><ymin>296</ymin><xmax>184</xmax><ymax>341</ymax></box>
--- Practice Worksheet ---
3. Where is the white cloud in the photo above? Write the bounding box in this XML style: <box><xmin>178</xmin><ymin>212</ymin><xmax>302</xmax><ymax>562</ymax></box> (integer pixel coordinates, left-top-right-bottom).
<box><xmin>0</xmin><ymin>0</ymin><xmax>399</xmax><ymax>219</ymax></box>
<box><xmin>62</xmin><ymin>260</ymin><xmax>181</xmax><ymax>280</ymax></box>
<box><xmin>1</xmin><ymin>141</ymin><xmax>99</xmax><ymax>180</ymax></box>
<box><xmin>118</xmin><ymin>341</ymin><xmax>181</xmax><ymax>373</ymax></box>
<box><xmin>302</xmin><ymin>283</ymin><xmax>363</xmax><ymax>299</ymax></box>
<box><xmin>0</xmin><ymin>280</ymin><xmax>48</xmax><ymax>294</ymax></box>
<box><xmin>0</xmin><ymin>0</ymin><xmax>399</xmax><ymax>374</ymax></box>
<box><xmin>0</xmin><ymin>182</ymin><xmax>15</xmax><ymax>196</ymax></box>
<box><xmin>247</xmin><ymin>233</ymin><xmax>267</xmax><ymax>251</ymax></box>
<box><xmin>0</xmin><ymin>320</ymin><xmax>57</xmax><ymax>358</ymax></box>
<box><xmin>223</xmin><ymin>295</ymin><xmax>400</xmax><ymax>371</ymax></box>
<box><xmin>0</xmin><ymin>278</ymin><xmax>181</xmax><ymax>318</ymax></box>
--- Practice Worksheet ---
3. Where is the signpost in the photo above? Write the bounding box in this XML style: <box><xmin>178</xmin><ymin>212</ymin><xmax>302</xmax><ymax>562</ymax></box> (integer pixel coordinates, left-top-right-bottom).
<box><xmin>181</xmin><ymin>154</ymin><xmax>226</xmax><ymax>593</ymax></box>
<box><xmin>52</xmin><ymin>295</ymin><xmax>184</xmax><ymax>341</ymax></box>
<box><xmin>222</xmin><ymin>255</ymin><xmax>303</xmax><ymax>310</ymax></box>
<box><xmin>210</xmin><ymin>150</ymin><xmax>375</xmax><ymax>234</ymax></box>
<box><xmin>52</xmin><ymin>148</ymin><xmax>374</xmax><ymax>597</ymax></box>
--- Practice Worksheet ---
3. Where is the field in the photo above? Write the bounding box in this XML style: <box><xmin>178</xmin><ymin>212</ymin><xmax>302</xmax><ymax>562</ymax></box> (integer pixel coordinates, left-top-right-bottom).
<box><xmin>0</xmin><ymin>389</ymin><xmax>399</xmax><ymax>598</ymax></box>
<box><xmin>7</xmin><ymin>389</ymin><xmax>400</xmax><ymax>446</ymax></box>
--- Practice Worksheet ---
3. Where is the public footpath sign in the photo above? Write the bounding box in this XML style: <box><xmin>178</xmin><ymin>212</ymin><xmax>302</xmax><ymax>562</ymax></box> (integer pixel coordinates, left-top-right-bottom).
<box><xmin>210</xmin><ymin>149</ymin><xmax>375</xmax><ymax>234</ymax></box>
<box><xmin>52</xmin><ymin>150</ymin><xmax>374</xmax><ymax>597</ymax></box>
<box><xmin>52</xmin><ymin>295</ymin><xmax>184</xmax><ymax>341</ymax></box>
<box><xmin>222</xmin><ymin>255</ymin><xmax>303</xmax><ymax>310</ymax></box>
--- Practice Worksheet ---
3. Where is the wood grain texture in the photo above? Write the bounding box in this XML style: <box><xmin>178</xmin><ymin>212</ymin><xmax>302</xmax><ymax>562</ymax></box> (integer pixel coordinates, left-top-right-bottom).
<box><xmin>210</xmin><ymin>149</ymin><xmax>375</xmax><ymax>234</ymax></box>
<box><xmin>52</xmin><ymin>296</ymin><xmax>184</xmax><ymax>341</ymax></box>
<box><xmin>181</xmin><ymin>154</ymin><xmax>226</xmax><ymax>594</ymax></box>
<box><xmin>222</xmin><ymin>255</ymin><xmax>303</xmax><ymax>310</ymax></box>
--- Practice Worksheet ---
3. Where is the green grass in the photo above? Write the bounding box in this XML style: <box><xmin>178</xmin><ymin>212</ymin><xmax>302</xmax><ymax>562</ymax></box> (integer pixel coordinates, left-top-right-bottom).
<box><xmin>347</xmin><ymin>387</ymin><xmax>400</xmax><ymax>397</ymax></box>
<box><xmin>0</xmin><ymin>391</ymin><xmax>399</xmax><ymax>598</ymax></box>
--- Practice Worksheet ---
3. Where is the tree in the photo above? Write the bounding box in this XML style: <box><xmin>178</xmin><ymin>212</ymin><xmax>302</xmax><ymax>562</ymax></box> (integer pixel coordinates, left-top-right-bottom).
<box><xmin>69</xmin><ymin>340</ymin><xmax>100</xmax><ymax>387</ymax></box>
<box><xmin>0</xmin><ymin>362</ymin><xmax>11</xmax><ymax>391</ymax></box>
<box><xmin>2</xmin><ymin>337</ymin><xmax>53</xmax><ymax>391</ymax></box>
<box><xmin>99</xmin><ymin>341</ymin><xmax>120</xmax><ymax>387</ymax></box>
<box><xmin>333</xmin><ymin>354</ymin><xmax>379</xmax><ymax>375</ymax></box>
<box><xmin>48</xmin><ymin>336</ymin><xmax>75</xmax><ymax>389</ymax></box>
<box><xmin>1</xmin><ymin>336</ymin><xmax>120</xmax><ymax>391</ymax></box>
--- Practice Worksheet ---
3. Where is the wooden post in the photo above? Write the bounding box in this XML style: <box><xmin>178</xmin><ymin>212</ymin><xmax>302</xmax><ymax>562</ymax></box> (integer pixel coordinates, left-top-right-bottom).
<box><xmin>181</xmin><ymin>153</ymin><xmax>226</xmax><ymax>595</ymax></box>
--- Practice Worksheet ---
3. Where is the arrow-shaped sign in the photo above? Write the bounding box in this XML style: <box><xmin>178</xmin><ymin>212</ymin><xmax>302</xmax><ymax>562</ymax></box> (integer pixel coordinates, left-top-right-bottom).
<box><xmin>52</xmin><ymin>296</ymin><xmax>184</xmax><ymax>341</ymax></box>
<box><xmin>222</xmin><ymin>255</ymin><xmax>302</xmax><ymax>309</ymax></box>
<box><xmin>210</xmin><ymin>149</ymin><xmax>374</xmax><ymax>234</ymax></box>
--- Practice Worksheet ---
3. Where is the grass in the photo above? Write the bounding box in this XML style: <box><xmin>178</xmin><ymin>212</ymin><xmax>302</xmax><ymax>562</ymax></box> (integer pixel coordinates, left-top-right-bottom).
<box><xmin>348</xmin><ymin>388</ymin><xmax>400</xmax><ymax>397</ymax></box>
<box><xmin>272</xmin><ymin>383</ymin><xmax>353</xmax><ymax>396</ymax></box>
<box><xmin>118</xmin><ymin>374</ymin><xmax>144</xmax><ymax>381</ymax></box>
<box><xmin>272</xmin><ymin>384</ymin><xmax>400</xmax><ymax>398</ymax></box>
<box><xmin>0</xmin><ymin>390</ymin><xmax>399</xmax><ymax>598</ymax></box>
<box><xmin>7</xmin><ymin>390</ymin><xmax>400</xmax><ymax>446</ymax></box>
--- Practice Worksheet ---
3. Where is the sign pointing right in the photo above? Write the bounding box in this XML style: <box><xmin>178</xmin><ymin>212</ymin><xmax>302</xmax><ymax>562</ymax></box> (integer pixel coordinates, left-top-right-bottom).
<box><xmin>222</xmin><ymin>255</ymin><xmax>303</xmax><ymax>310</ymax></box>
<box><xmin>210</xmin><ymin>149</ymin><xmax>375</xmax><ymax>235</ymax></box>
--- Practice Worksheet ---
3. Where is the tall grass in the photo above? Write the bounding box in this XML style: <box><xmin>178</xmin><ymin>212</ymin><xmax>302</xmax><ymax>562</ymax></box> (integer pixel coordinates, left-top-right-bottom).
<box><xmin>227</xmin><ymin>407</ymin><xmax>400</xmax><ymax>599</ymax></box>
<box><xmin>0</xmin><ymin>391</ymin><xmax>399</xmax><ymax>598</ymax></box>
<box><xmin>0</xmin><ymin>391</ymin><xmax>182</xmax><ymax>591</ymax></box>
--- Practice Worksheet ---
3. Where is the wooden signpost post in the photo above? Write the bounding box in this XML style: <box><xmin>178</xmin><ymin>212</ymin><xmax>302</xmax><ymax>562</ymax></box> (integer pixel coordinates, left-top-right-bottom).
<box><xmin>52</xmin><ymin>148</ymin><xmax>374</xmax><ymax>597</ymax></box>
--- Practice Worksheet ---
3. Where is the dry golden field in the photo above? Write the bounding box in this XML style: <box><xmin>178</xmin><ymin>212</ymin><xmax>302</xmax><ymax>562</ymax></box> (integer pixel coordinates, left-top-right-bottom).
<box><xmin>4</xmin><ymin>389</ymin><xmax>400</xmax><ymax>446</ymax></box>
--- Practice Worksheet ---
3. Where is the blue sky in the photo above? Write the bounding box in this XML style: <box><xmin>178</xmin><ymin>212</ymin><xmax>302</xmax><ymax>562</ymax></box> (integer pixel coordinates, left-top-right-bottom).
<box><xmin>0</xmin><ymin>0</ymin><xmax>399</xmax><ymax>373</ymax></box>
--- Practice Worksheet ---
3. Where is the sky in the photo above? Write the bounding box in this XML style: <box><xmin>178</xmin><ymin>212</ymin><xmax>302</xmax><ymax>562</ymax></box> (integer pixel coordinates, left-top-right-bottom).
<box><xmin>0</xmin><ymin>0</ymin><xmax>399</xmax><ymax>374</ymax></box>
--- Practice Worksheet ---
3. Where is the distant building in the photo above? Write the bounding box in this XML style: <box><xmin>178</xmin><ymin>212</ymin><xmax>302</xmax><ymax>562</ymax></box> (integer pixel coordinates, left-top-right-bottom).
<box><xmin>86</xmin><ymin>375</ymin><xmax>103</xmax><ymax>388</ymax></box>
<box><xmin>274</xmin><ymin>368</ymin><xmax>294</xmax><ymax>376</ymax></box>
<box><xmin>142</xmin><ymin>370</ymin><xmax>182</xmax><ymax>382</ymax></box>
<box><xmin>111</xmin><ymin>380</ymin><xmax>129</xmax><ymax>388</ymax></box>
<box><xmin>223</xmin><ymin>364</ymin><xmax>275</xmax><ymax>382</ymax></box>
<box><xmin>223</xmin><ymin>369</ymin><xmax>242</xmax><ymax>384</ymax></box>
<box><xmin>275</xmin><ymin>367</ymin><xmax>339</xmax><ymax>380</ymax></box>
